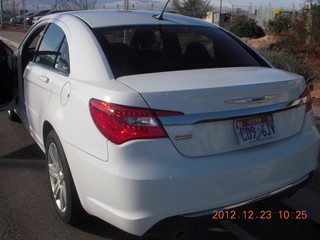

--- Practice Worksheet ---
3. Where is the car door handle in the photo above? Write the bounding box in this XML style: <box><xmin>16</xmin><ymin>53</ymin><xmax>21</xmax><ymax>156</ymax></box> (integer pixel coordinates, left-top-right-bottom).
<box><xmin>40</xmin><ymin>75</ymin><xmax>49</xmax><ymax>83</ymax></box>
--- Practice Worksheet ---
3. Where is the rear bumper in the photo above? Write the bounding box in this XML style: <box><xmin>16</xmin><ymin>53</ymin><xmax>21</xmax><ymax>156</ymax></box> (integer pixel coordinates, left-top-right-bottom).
<box><xmin>64</xmin><ymin>112</ymin><xmax>319</xmax><ymax>236</ymax></box>
<box><xmin>182</xmin><ymin>172</ymin><xmax>313</xmax><ymax>217</ymax></box>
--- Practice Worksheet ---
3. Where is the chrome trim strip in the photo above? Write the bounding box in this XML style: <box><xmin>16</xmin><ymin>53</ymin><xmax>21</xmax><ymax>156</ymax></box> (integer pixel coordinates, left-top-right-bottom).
<box><xmin>224</xmin><ymin>94</ymin><xmax>282</xmax><ymax>104</ymax></box>
<box><xmin>182</xmin><ymin>174</ymin><xmax>310</xmax><ymax>218</ymax></box>
<box><xmin>159</xmin><ymin>97</ymin><xmax>307</xmax><ymax>126</ymax></box>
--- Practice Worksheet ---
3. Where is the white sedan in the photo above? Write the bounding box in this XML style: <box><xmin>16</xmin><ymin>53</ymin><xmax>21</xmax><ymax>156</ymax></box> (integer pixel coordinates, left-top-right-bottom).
<box><xmin>0</xmin><ymin>10</ymin><xmax>319</xmax><ymax>236</ymax></box>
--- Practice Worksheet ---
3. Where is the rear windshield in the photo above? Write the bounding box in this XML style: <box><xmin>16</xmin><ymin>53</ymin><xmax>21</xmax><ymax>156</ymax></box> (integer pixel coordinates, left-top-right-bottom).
<box><xmin>94</xmin><ymin>25</ymin><xmax>266</xmax><ymax>78</ymax></box>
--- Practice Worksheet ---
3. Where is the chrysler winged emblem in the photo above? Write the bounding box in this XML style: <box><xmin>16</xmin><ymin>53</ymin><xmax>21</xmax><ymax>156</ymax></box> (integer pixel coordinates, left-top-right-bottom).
<box><xmin>224</xmin><ymin>94</ymin><xmax>281</xmax><ymax>104</ymax></box>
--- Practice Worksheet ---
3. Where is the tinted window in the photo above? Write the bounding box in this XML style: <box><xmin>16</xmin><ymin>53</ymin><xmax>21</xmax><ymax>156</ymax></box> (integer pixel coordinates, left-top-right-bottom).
<box><xmin>55</xmin><ymin>38</ymin><xmax>70</xmax><ymax>74</ymax></box>
<box><xmin>95</xmin><ymin>25</ymin><xmax>266</xmax><ymax>78</ymax></box>
<box><xmin>34</xmin><ymin>23</ymin><xmax>70</xmax><ymax>74</ymax></box>
<box><xmin>21</xmin><ymin>24</ymin><xmax>46</xmax><ymax>70</ymax></box>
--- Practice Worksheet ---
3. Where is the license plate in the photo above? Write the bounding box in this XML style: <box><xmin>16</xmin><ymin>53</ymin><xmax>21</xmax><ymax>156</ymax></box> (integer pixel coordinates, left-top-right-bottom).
<box><xmin>234</xmin><ymin>114</ymin><xmax>277</xmax><ymax>145</ymax></box>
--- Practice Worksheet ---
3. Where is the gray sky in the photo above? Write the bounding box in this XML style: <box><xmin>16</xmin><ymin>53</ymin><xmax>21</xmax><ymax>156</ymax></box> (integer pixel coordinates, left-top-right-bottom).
<box><xmin>212</xmin><ymin>0</ymin><xmax>310</xmax><ymax>10</ymax></box>
<box><xmin>21</xmin><ymin>0</ymin><xmax>313</xmax><ymax>12</ymax></box>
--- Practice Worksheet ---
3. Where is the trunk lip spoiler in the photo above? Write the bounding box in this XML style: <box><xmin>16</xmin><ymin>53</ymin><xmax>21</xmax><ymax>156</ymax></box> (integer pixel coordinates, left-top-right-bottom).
<box><xmin>159</xmin><ymin>97</ymin><xmax>308</xmax><ymax>126</ymax></box>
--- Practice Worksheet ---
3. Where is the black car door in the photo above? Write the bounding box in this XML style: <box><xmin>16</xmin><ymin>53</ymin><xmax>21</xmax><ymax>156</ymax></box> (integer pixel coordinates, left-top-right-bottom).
<box><xmin>0</xmin><ymin>40</ymin><xmax>16</xmax><ymax>110</ymax></box>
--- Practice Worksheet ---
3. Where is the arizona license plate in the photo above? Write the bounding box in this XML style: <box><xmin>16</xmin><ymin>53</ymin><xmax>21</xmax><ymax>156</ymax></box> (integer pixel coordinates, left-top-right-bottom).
<box><xmin>234</xmin><ymin>114</ymin><xmax>277</xmax><ymax>145</ymax></box>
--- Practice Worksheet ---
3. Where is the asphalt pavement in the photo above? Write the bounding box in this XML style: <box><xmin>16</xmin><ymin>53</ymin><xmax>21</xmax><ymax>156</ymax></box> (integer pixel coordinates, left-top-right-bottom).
<box><xmin>0</xmin><ymin>30</ymin><xmax>24</xmax><ymax>49</ymax></box>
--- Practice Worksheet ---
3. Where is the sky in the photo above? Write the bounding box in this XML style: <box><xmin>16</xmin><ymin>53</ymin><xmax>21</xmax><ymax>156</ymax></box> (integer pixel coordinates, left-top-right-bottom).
<box><xmin>106</xmin><ymin>0</ymin><xmax>311</xmax><ymax>11</ymax></box>
<box><xmin>18</xmin><ymin>0</ymin><xmax>314</xmax><ymax>12</ymax></box>
<box><xmin>212</xmin><ymin>0</ymin><xmax>311</xmax><ymax>10</ymax></box>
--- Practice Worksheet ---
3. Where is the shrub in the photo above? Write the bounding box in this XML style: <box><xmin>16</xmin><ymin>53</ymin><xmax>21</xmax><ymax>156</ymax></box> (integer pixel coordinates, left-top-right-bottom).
<box><xmin>257</xmin><ymin>48</ymin><xmax>315</xmax><ymax>83</ymax></box>
<box><xmin>229</xmin><ymin>20</ymin><xmax>265</xmax><ymax>38</ymax></box>
<box><xmin>267</xmin><ymin>15</ymin><xmax>291</xmax><ymax>35</ymax></box>
<box><xmin>268</xmin><ymin>6</ymin><xmax>320</xmax><ymax>53</ymax></box>
<box><xmin>171</xmin><ymin>0</ymin><xmax>213</xmax><ymax>19</ymax></box>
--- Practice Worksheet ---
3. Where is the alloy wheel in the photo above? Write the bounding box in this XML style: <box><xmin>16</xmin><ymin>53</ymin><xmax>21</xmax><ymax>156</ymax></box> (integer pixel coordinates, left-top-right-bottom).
<box><xmin>48</xmin><ymin>142</ymin><xmax>67</xmax><ymax>213</ymax></box>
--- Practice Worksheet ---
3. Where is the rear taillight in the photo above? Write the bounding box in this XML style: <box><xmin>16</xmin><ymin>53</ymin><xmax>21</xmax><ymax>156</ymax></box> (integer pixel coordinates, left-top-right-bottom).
<box><xmin>89</xmin><ymin>99</ymin><xmax>183</xmax><ymax>144</ymax></box>
<box><xmin>299</xmin><ymin>86</ymin><xmax>312</xmax><ymax>112</ymax></box>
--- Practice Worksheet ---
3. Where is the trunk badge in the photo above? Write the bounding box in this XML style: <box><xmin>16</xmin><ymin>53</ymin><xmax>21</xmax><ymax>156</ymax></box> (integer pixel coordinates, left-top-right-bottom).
<box><xmin>175</xmin><ymin>135</ymin><xmax>192</xmax><ymax>141</ymax></box>
<box><xmin>224</xmin><ymin>94</ymin><xmax>281</xmax><ymax>104</ymax></box>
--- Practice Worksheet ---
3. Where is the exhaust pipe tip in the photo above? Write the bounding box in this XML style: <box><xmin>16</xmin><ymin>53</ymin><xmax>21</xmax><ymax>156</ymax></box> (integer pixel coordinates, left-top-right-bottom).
<box><xmin>171</xmin><ymin>229</ymin><xmax>188</xmax><ymax>240</ymax></box>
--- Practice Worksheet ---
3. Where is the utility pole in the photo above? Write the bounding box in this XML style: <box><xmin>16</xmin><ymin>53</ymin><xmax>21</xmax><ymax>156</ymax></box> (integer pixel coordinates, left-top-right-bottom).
<box><xmin>219</xmin><ymin>0</ymin><xmax>223</xmax><ymax>26</ymax></box>
<box><xmin>0</xmin><ymin>0</ymin><xmax>4</xmax><ymax>29</ymax></box>
<box><xmin>22</xmin><ymin>0</ymin><xmax>26</xmax><ymax>32</ymax></box>
<box><xmin>123</xmin><ymin>0</ymin><xmax>129</xmax><ymax>10</ymax></box>
<box><xmin>229</xmin><ymin>1</ymin><xmax>233</xmax><ymax>23</ymax></box>
<box><xmin>292</xmin><ymin>3</ymin><xmax>295</xmax><ymax>23</ymax></box>
<box><xmin>268</xmin><ymin>2</ymin><xmax>272</xmax><ymax>22</ymax></box>
<box><xmin>248</xmin><ymin>2</ymin><xmax>252</xmax><ymax>20</ymax></box>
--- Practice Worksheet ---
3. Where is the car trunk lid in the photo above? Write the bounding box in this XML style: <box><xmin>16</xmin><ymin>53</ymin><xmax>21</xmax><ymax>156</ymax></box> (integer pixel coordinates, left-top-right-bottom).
<box><xmin>118</xmin><ymin>67</ymin><xmax>307</xmax><ymax>157</ymax></box>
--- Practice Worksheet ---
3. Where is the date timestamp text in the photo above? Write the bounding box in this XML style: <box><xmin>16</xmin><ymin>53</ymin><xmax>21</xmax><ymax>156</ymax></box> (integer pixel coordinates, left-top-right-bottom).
<box><xmin>212</xmin><ymin>210</ymin><xmax>308</xmax><ymax>220</ymax></box>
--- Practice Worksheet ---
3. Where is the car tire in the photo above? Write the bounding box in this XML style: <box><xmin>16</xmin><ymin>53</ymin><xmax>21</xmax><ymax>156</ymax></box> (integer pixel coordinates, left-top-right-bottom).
<box><xmin>46</xmin><ymin>130</ymin><xmax>86</xmax><ymax>225</ymax></box>
<box><xmin>8</xmin><ymin>110</ymin><xmax>21</xmax><ymax>122</ymax></box>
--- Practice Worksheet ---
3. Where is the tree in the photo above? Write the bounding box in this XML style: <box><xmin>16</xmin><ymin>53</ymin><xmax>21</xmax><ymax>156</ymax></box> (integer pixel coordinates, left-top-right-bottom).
<box><xmin>4</xmin><ymin>0</ymin><xmax>21</xmax><ymax>16</ymax></box>
<box><xmin>171</xmin><ymin>0</ymin><xmax>213</xmax><ymax>19</ymax></box>
<box><xmin>267</xmin><ymin>15</ymin><xmax>291</xmax><ymax>35</ymax></box>
<box><xmin>56</xmin><ymin>0</ymin><xmax>97</xmax><ymax>10</ymax></box>
<box><xmin>303</xmin><ymin>3</ymin><xmax>320</xmax><ymax>49</ymax></box>
<box><xmin>292</xmin><ymin>2</ymin><xmax>320</xmax><ymax>51</ymax></box>
<box><xmin>229</xmin><ymin>20</ymin><xmax>265</xmax><ymax>38</ymax></box>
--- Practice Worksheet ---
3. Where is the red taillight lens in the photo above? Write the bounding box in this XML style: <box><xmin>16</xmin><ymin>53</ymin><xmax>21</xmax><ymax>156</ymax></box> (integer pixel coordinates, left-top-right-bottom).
<box><xmin>153</xmin><ymin>110</ymin><xmax>184</xmax><ymax>117</ymax></box>
<box><xmin>299</xmin><ymin>86</ymin><xmax>312</xmax><ymax>112</ymax></box>
<box><xmin>89</xmin><ymin>99</ymin><xmax>183</xmax><ymax>144</ymax></box>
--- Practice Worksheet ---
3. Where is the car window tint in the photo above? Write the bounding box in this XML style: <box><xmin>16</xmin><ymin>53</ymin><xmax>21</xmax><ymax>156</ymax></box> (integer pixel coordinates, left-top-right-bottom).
<box><xmin>34</xmin><ymin>23</ymin><xmax>65</xmax><ymax>69</ymax></box>
<box><xmin>95</xmin><ymin>25</ymin><xmax>266</xmax><ymax>78</ymax></box>
<box><xmin>104</xmin><ymin>29</ymin><xmax>135</xmax><ymax>45</ymax></box>
<box><xmin>21</xmin><ymin>24</ymin><xmax>46</xmax><ymax>70</ymax></box>
<box><xmin>29</xmin><ymin>33</ymin><xmax>41</xmax><ymax>49</ymax></box>
<box><xmin>55</xmin><ymin>37</ymin><xmax>70</xmax><ymax>74</ymax></box>
<box><xmin>178</xmin><ymin>32</ymin><xmax>214</xmax><ymax>58</ymax></box>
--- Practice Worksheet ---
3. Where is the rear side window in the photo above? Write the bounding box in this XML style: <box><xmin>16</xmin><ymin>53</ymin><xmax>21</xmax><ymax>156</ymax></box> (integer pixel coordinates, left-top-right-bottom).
<box><xmin>34</xmin><ymin>23</ymin><xmax>70</xmax><ymax>74</ymax></box>
<box><xmin>95</xmin><ymin>25</ymin><xmax>266</xmax><ymax>78</ymax></box>
<box><xmin>55</xmin><ymin>38</ymin><xmax>70</xmax><ymax>74</ymax></box>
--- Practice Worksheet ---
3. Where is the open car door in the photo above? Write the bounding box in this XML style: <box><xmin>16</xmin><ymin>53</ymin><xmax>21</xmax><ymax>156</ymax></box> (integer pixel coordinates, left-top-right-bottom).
<box><xmin>0</xmin><ymin>40</ymin><xmax>17</xmax><ymax>111</ymax></box>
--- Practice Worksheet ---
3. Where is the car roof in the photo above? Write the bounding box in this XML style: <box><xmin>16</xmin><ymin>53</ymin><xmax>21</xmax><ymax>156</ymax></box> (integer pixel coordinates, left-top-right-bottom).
<box><xmin>31</xmin><ymin>10</ymin><xmax>49</xmax><ymax>16</ymax></box>
<box><xmin>46</xmin><ymin>9</ymin><xmax>71</xmax><ymax>15</ymax></box>
<box><xmin>46</xmin><ymin>10</ymin><xmax>217</xmax><ymax>29</ymax></box>
<box><xmin>18</xmin><ymin>12</ymin><xmax>33</xmax><ymax>17</ymax></box>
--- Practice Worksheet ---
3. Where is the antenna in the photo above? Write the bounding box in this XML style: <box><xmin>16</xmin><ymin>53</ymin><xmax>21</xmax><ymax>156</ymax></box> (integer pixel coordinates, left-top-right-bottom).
<box><xmin>154</xmin><ymin>0</ymin><xmax>170</xmax><ymax>20</ymax></box>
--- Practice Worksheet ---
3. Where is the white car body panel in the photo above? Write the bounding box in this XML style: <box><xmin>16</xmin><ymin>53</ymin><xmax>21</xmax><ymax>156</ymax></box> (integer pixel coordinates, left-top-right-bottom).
<box><xmin>24</xmin><ymin>63</ymin><xmax>56</xmax><ymax>146</ymax></box>
<box><xmin>46</xmin><ymin>77</ymin><xmax>148</xmax><ymax>161</ymax></box>
<box><xmin>164</xmin><ymin>106</ymin><xmax>305</xmax><ymax>157</ymax></box>
<box><xmin>56</xmin><ymin>15</ymin><xmax>114</xmax><ymax>82</ymax></box>
<box><xmin>41</xmin><ymin>18</ymin><xmax>149</xmax><ymax>158</ymax></box>
<box><xmin>118</xmin><ymin>68</ymin><xmax>306</xmax><ymax>157</ymax></box>
<box><xmin>72</xmin><ymin>10</ymin><xmax>213</xmax><ymax>28</ymax></box>
<box><xmin>118</xmin><ymin>67</ymin><xmax>304</xmax><ymax>114</ymax></box>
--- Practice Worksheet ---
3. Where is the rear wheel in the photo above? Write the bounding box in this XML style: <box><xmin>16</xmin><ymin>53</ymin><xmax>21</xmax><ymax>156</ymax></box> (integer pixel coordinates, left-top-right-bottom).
<box><xmin>46</xmin><ymin>130</ymin><xmax>85</xmax><ymax>224</ymax></box>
